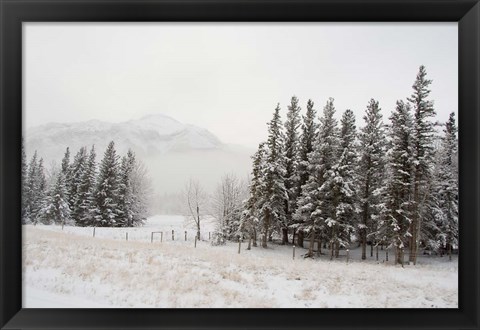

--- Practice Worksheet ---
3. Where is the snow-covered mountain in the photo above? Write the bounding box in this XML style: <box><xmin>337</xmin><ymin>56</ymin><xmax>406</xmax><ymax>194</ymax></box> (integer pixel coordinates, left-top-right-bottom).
<box><xmin>25</xmin><ymin>114</ymin><xmax>253</xmax><ymax>194</ymax></box>
<box><xmin>26</xmin><ymin>114</ymin><xmax>223</xmax><ymax>159</ymax></box>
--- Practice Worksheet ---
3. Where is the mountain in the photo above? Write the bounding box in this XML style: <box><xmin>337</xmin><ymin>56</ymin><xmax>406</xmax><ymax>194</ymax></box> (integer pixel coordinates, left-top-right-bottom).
<box><xmin>26</xmin><ymin>114</ymin><xmax>223</xmax><ymax>159</ymax></box>
<box><xmin>25</xmin><ymin>114</ymin><xmax>253</xmax><ymax>194</ymax></box>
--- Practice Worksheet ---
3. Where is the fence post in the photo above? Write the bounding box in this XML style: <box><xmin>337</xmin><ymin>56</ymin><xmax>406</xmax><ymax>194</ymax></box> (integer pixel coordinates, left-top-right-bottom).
<box><xmin>151</xmin><ymin>232</ymin><xmax>153</xmax><ymax>243</ymax></box>
<box><xmin>126</xmin><ymin>232</ymin><xmax>128</xmax><ymax>241</ymax></box>
<box><xmin>93</xmin><ymin>227</ymin><xmax>96</xmax><ymax>238</ymax></box>
<box><xmin>386</xmin><ymin>249</ymin><xmax>389</xmax><ymax>262</ymax></box>
<box><xmin>346</xmin><ymin>249</ymin><xmax>350</xmax><ymax>264</ymax></box>
<box><xmin>161</xmin><ymin>232</ymin><xmax>163</xmax><ymax>242</ymax></box>
<box><xmin>185</xmin><ymin>231</ymin><xmax>187</xmax><ymax>241</ymax></box>
<box><xmin>293</xmin><ymin>245</ymin><xmax>295</xmax><ymax>260</ymax></box>
<box><xmin>376</xmin><ymin>245</ymin><xmax>379</xmax><ymax>261</ymax></box>
<box><xmin>238</xmin><ymin>240</ymin><xmax>241</xmax><ymax>254</ymax></box>
<box><xmin>195</xmin><ymin>236</ymin><xmax>197</xmax><ymax>248</ymax></box>
<box><xmin>172</xmin><ymin>230</ymin><xmax>174</xmax><ymax>241</ymax></box>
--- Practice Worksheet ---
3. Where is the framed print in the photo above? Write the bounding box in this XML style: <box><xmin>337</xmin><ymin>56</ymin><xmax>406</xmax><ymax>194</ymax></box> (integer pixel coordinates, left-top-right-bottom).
<box><xmin>1</xmin><ymin>0</ymin><xmax>479</xmax><ymax>329</ymax></box>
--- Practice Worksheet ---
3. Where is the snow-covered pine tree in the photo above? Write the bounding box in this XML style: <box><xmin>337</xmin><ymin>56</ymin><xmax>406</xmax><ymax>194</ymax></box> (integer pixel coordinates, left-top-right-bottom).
<box><xmin>129</xmin><ymin>159</ymin><xmax>151</xmax><ymax>226</ymax></box>
<box><xmin>21</xmin><ymin>138</ymin><xmax>28</xmax><ymax>224</ymax></box>
<box><xmin>75</xmin><ymin>145</ymin><xmax>97</xmax><ymax>226</ymax></box>
<box><xmin>118</xmin><ymin>149</ymin><xmax>136</xmax><ymax>227</ymax></box>
<box><xmin>23</xmin><ymin>151</ymin><xmax>38</xmax><ymax>223</ymax></box>
<box><xmin>320</xmin><ymin>109</ymin><xmax>357</xmax><ymax>259</ymax></box>
<box><xmin>357</xmin><ymin>99</ymin><xmax>387</xmax><ymax>260</ymax></box>
<box><xmin>293</xmin><ymin>99</ymin><xmax>317</xmax><ymax>247</ymax></box>
<box><xmin>69</xmin><ymin>147</ymin><xmax>87</xmax><ymax>222</ymax></box>
<box><xmin>295</xmin><ymin>98</ymin><xmax>339</xmax><ymax>257</ymax></box>
<box><xmin>24</xmin><ymin>151</ymin><xmax>46</xmax><ymax>223</ymax></box>
<box><xmin>240</xmin><ymin>142</ymin><xmax>267</xmax><ymax>247</ymax></box>
<box><xmin>407</xmin><ymin>65</ymin><xmax>437</xmax><ymax>264</ymax></box>
<box><xmin>36</xmin><ymin>158</ymin><xmax>47</xmax><ymax>213</ymax></box>
<box><xmin>282</xmin><ymin>96</ymin><xmax>301</xmax><ymax>244</ymax></box>
<box><xmin>258</xmin><ymin>104</ymin><xmax>287</xmax><ymax>248</ymax></box>
<box><xmin>36</xmin><ymin>171</ymin><xmax>71</xmax><ymax>226</ymax></box>
<box><xmin>432</xmin><ymin>113</ymin><xmax>458</xmax><ymax>259</ymax></box>
<box><xmin>94</xmin><ymin>141</ymin><xmax>121</xmax><ymax>227</ymax></box>
<box><xmin>381</xmin><ymin>100</ymin><xmax>414</xmax><ymax>264</ymax></box>
<box><xmin>60</xmin><ymin>147</ymin><xmax>73</xmax><ymax>209</ymax></box>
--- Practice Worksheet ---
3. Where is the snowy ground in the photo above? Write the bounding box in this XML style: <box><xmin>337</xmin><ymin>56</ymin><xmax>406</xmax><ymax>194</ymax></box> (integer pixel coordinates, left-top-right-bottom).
<box><xmin>23</xmin><ymin>215</ymin><xmax>458</xmax><ymax>308</ymax></box>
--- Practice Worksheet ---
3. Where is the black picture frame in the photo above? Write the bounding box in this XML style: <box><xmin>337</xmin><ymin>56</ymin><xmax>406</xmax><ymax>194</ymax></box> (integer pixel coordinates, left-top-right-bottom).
<box><xmin>1</xmin><ymin>0</ymin><xmax>479</xmax><ymax>329</ymax></box>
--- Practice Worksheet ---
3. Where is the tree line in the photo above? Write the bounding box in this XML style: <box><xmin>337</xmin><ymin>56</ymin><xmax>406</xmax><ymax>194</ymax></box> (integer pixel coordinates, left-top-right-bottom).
<box><xmin>237</xmin><ymin>65</ymin><xmax>458</xmax><ymax>264</ymax></box>
<box><xmin>22</xmin><ymin>141</ymin><xmax>151</xmax><ymax>227</ymax></box>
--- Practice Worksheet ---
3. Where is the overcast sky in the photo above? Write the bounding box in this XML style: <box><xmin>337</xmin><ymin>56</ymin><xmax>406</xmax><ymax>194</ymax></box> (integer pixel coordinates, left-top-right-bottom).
<box><xmin>24</xmin><ymin>23</ymin><xmax>457</xmax><ymax>148</ymax></box>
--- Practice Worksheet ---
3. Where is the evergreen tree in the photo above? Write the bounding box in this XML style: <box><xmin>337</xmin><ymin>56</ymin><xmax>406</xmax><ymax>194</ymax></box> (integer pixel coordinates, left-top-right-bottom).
<box><xmin>293</xmin><ymin>99</ymin><xmax>317</xmax><ymax>247</ymax></box>
<box><xmin>94</xmin><ymin>141</ymin><xmax>120</xmax><ymax>227</ymax></box>
<box><xmin>320</xmin><ymin>109</ymin><xmax>357</xmax><ymax>259</ymax></box>
<box><xmin>129</xmin><ymin>159</ymin><xmax>151</xmax><ymax>227</ymax></box>
<box><xmin>431</xmin><ymin>113</ymin><xmax>458</xmax><ymax>259</ymax></box>
<box><xmin>69</xmin><ymin>147</ymin><xmax>88</xmax><ymax>222</ymax></box>
<box><xmin>282</xmin><ymin>96</ymin><xmax>301</xmax><ymax>244</ymax></box>
<box><xmin>407</xmin><ymin>65</ymin><xmax>437</xmax><ymax>264</ymax></box>
<box><xmin>21</xmin><ymin>138</ymin><xmax>28</xmax><ymax>224</ymax></box>
<box><xmin>118</xmin><ymin>149</ymin><xmax>136</xmax><ymax>227</ymax></box>
<box><xmin>36</xmin><ymin>158</ymin><xmax>47</xmax><ymax>212</ymax></box>
<box><xmin>381</xmin><ymin>100</ymin><xmax>414</xmax><ymax>264</ymax></box>
<box><xmin>61</xmin><ymin>147</ymin><xmax>70</xmax><ymax>175</ymax></box>
<box><xmin>25</xmin><ymin>151</ymin><xmax>45</xmax><ymax>223</ymax></box>
<box><xmin>240</xmin><ymin>142</ymin><xmax>267</xmax><ymax>247</ymax></box>
<box><xmin>258</xmin><ymin>104</ymin><xmax>287</xmax><ymax>248</ymax></box>
<box><xmin>357</xmin><ymin>99</ymin><xmax>387</xmax><ymax>259</ymax></box>
<box><xmin>36</xmin><ymin>171</ymin><xmax>71</xmax><ymax>226</ymax></box>
<box><xmin>61</xmin><ymin>147</ymin><xmax>73</xmax><ymax>210</ymax></box>
<box><xmin>295</xmin><ymin>98</ymin><xmax>339</xmax><ymax>257</ymax></box>
<box><xmin>75</xmin><ymin>145</ymin><xmax>97</xmax><ymax>226</ymax></box>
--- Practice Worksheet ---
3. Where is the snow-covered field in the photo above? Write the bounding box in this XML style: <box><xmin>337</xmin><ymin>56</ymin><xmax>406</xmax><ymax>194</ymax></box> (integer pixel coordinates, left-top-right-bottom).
<box><xmin>23</xmin><ymin>215</ymin><xmax>458</xmax><ymax>308</ymax></box>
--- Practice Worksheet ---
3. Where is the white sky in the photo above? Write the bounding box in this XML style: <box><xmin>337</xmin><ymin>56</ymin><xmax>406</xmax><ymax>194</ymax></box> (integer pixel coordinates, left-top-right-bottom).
<box><xmin>24</xmin><ymin>23</ymin><xmax>457</xmax><ymax>148</ymax></box>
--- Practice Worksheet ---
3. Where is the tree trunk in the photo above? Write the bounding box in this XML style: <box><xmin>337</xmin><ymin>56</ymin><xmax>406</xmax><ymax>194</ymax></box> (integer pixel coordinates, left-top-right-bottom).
<box><xmin>396</xmin><ymin>247</ymin><xmax>404</xmax><ymax>265</ymax></box>
<box><xmin>262</xmin><ymin>210</ymin><xmax>269</xmax><ymax>248</ymax></box>
<box><xmin>196</xmin><ymin>205</ymin><xmax>201</xmax><ymax>240</ymax></box>
<box><xmin>397</xmin><ymin>248</ymin><xmax>405</xmax><ymax>266</ymax></box>
<box><xmin>370</xmin><ymin>241</ymin><xmax>373</xmax><ymax>257</ymax></box>
<box><xmin>297</xmin><ymin>230</ymin><xmax>304</xmax><ymax>248</ymax></box>
<box><xmin>334</xmin><ymin>241</ymin><xmax>339</xmax><ymax>258</ymax></box>
<box><xmin>282</xmin><ymin>228</ymin><xmax>288</xmax><ymax>245</ymax></box>
<box><xmin>361</xmin><ymin>229</ymin><xmax>367</xmax><ymax>260</ymax></box>
<box><xmin>247</xmin><ymin>237</ymin><xmax>252</xmax><ymax>250</ymax></box>
<box><xmin>262</xmin><ymin>233</ymin><xmax>268</xmax><ymax>248</ymax></box>
<box><xmin>307</xmin><ymin>232</ymin><xmax>314</xmax><ymax>257</ymax></box>
<box><xmin>330</xmin><ymin>242</ymin><xmax>334</xmax><ymax>260</ymax></box>
<box><xmin>410</xmin><ymin>180</ymin><xmax>419</xmax><ymax>263</ymax></box>
<box><xmin>253</xmin><ymin>228</ymin><xmax>257</xmax><ymax>247</ymax></box>
<box><xmin>361</xmin><ymin>181</ymin><xmax>370</xmax><ymax>260</ymax></box>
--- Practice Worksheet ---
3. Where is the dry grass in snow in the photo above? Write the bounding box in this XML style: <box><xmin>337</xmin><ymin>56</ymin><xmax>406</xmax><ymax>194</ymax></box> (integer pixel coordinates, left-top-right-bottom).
<box><xmin>23</xmin><ymin>218</ymin><xmax>458</xmax><ymax>308</ymax></box>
